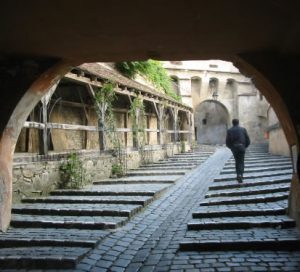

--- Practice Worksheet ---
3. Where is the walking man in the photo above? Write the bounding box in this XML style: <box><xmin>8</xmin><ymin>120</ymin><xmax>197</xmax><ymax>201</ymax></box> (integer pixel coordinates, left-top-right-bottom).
<box><xmin>226</xmin><ymin>119</ymin><xmax>250</xmax><ymax>183</ymax></box>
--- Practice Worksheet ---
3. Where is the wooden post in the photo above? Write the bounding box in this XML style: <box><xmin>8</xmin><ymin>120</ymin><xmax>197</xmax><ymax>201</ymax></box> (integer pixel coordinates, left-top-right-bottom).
<box><xmin>133</xmin><ymin>108</ymin><xmax>139</xmax><ymax>148</ymax></box>
<box><xmin>39</xmin><ymin>83</ymin><xmax>58</xmax><ymax>155</ymax></box>
<box><xmin>153</xmin><ymin>102</ymin><xmax>164</xmax><ymax>145</ymax></box>
<box><xmin>87</xmin><ymin>84</ymin><xmax>107</xmax><ymax>151</ymax></box>
<box><xmin>189</xmin><ymin>112</ymin><xmax>194</xmax><ymax>145</ymax></box>
<box><xmin>170</xmin><ymin>107</ymin><xmax>178</xmax><ymax>143</ymax></box>
<box><xmin>174</xmin><ymin>109</ymin><xmax>178</xmax><ymax>143</ymax></box>
<box><xmin>124</xmin><ymin>112</ymin><xmax>128</xmax><ymax>147</ymax></box>
<box><xmin>41</xmin><ymin>99</ymin><xmax>48</xmax><ymax>155</ymax></box>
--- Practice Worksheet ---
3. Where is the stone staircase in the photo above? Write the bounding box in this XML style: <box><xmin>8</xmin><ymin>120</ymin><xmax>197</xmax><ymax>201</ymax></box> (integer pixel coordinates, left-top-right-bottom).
<box><xmin>0</xmin><ymin>147</ymin><xmax>214</xmax><ymax>269</ymax></box>
<box><xmin>180</xmin><ymin>146</ymin><xmax>300</xmax><ymax>251</ymax></box>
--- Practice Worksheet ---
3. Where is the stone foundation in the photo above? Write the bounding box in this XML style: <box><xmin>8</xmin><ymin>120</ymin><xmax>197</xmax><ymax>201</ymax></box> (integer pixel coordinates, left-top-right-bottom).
<box><xmin>12</xmin><ymin>143</ymin><xmax>192</xmax><ymax>203</ymax></box>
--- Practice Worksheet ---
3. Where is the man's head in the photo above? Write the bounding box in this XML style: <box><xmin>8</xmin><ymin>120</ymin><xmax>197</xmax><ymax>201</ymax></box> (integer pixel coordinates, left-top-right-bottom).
<box><xmin>232</xmin><ymin>119</ymin><xmax>239</xmax><ymax>126</ymax></box>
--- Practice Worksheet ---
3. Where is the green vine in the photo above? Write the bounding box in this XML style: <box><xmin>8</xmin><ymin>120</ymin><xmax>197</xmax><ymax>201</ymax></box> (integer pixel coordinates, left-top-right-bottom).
<box><xmin>94</xmin><ymin>80</ymin><xmax>126</xmax><ymax>176</ymax></box>
<box><xmin>94</xmin><ymin>80</ymin><xmax>116</xmax><ymax>125</ymax></box>
<box><xmin>58</xmin><ymin>153</ymin><xmax>86</xmax><ymax>189</ymax></box>
<box><xmin>129</xmin><ymin>97</ymin><xmax>147</xmax><ymax>162</ymax></box>
<box><xmin>116</xmin><ymin>60</ymin><xmax>180</xmax><ymax>101</ymax></box>
<box><xmin>94</xmin><ymin>80</ymin><xmax>119</xmax><ymax>148</ymax></box>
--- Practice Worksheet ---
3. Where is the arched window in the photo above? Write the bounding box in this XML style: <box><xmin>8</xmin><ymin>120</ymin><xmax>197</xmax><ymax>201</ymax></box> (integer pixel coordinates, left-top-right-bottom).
<box><xmin>191</xmin><ymin>76</ymin><xmax>202</xmax><ymax>97</ymax></box>
<box><xmin>170</xmin><ymin>76</ymin><xmax>180</xmax><ymax>95</ymax></box>
<box><xmin>209</xmin><ymin>78</ymin><xmax>219</xmax><ymax>100</ymax></box>
<box><xmin>225</xmin><ymin>78</ymin><xmax>236</xmax><ymax>98</ymax></box>
<box><xmin>226</xmin><ymin>78</ymin><xmax>235</xmax><ymax>87</ymax></box>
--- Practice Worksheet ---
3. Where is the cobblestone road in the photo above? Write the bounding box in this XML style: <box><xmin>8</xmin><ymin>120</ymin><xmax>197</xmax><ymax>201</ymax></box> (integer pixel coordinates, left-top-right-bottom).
<box><xmin>5</xmin><ymin>147</ymin><xmax>300</xmax><ymax>272</ymax></box>
<box><xmin>70</xmin><ymin>147</ymin><xmax>300</xmax><ymax>272</ymax></box>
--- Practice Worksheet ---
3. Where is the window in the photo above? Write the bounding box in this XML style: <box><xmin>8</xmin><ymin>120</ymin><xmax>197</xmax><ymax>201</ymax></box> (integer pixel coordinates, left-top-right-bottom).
<box><xmin>191</xmin><ymin>77</ymin><xmax>202</xmax><ymax>97</ymax></box>
<box><xmin>209</xmin><ymin>78</ymin><xmax>219</xmax><ymax>100</ymax></box>
<box><xmin>170</xmin><ymin>76</ymin><xmax>180</xmax><ymax>95</ymax></box>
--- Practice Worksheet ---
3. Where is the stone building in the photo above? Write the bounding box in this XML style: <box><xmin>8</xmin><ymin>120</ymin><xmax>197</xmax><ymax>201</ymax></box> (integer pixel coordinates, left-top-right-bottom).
<box><xmin>163</xmin><ymin>60</ymin><xmax>282</xmax><ymax>149</ymax></box>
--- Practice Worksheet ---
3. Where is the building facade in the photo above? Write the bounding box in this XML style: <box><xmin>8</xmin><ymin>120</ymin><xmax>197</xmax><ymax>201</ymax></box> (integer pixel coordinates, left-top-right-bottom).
<box><xmin>164</xmin><ymin>60</ymin><xmax>271</xmax><ymax>146</ymax></box>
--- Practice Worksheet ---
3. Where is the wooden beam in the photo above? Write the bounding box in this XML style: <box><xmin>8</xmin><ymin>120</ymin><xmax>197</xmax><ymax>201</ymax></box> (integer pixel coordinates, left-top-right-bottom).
<box><xmin>24</xmin><ymin>121</ymin><xmax>45</xmax><ymax>129</ymax></box>
<box><xmin>24</xmin><ymin>121</ymin><xmax>135</xmax><ymax>133</ymax></box>
<box><xmin>65</xmin><ymin>72</ymin><xmax>192</xmax><ymax>113</ymax></box>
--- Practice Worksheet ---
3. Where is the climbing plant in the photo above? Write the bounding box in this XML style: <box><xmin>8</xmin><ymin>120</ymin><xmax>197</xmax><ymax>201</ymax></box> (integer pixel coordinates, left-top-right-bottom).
<box><xmin>94</xmin><ymin>80</ymin><xmax>116</xmax><ymax>127</ymax></box>
<box><xmin>129</xmin><ymin>97</ymin><xmax>147</xmax><ymax>163</ymax></box>
<box><xmin>116</xmin><ymin>60</ymin><xmax>180</xmax><ymax>101</ymax></box>
<box><xmin>58</xmin><ymin>153</ymin><xmax>86</xmax><ymax>189</ymax></box>
<box><xmin>94</xmin><ymin>80</ymin><xmax>126</xmax><ymax>177</ymax></box>
<box><xmin>94</xmin><ymin>80</ymin><xmax>117</xmax><ymax>150</ymax></box>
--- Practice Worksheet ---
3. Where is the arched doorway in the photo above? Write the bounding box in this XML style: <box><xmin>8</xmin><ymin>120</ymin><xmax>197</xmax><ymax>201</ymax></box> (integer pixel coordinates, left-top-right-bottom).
<box><xmin>195</xmin><ymin>100</ymin><xmax>229</xmax><ymax>145</ymax></box>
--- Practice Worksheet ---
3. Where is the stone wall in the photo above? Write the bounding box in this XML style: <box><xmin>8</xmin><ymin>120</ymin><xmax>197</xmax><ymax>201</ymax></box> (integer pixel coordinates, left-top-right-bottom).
<box><xmin>12</xmin><ymin>144</ymin><xmax>191</xmax><ymax>203</ymax></box>
<box><xmin>238</xmin><ymin>94</ymin><xmax>268</xmax><ymax>144</ymax></box>
<box><xmin>269</xmin><ymin>128</ymin><xmax>290</xmax><ymax>156</ymax></box>
<box><xmin>267</xmin><ymin>107</ymin><xmax>290</xmax><ymax>156</ymax></box>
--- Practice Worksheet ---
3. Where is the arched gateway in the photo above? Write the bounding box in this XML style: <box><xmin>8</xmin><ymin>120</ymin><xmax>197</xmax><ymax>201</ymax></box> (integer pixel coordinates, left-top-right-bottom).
<box><xmin>195</xmin><ymin>100</ymin><xmax>229</xmax><ymax>145</ymax></box>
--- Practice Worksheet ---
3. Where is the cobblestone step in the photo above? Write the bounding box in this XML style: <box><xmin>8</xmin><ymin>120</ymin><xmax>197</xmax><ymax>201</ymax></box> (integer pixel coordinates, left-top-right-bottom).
<box><xmin>167</xmin><ymin>158</ymin><xmax>207</xmax><ymax>162</ymax></box>
<box><xmin>0</xmin><ymin>228</ymin><xmax>108</xmax><ymax>248</ymax></box>
<box><xmin>11</xmin><ymin>214</ymin><xmax>127</xmax><ymax>229</ymax></box>
<box><xmin>0</xmin><ymin>246</ymin><xmax>89</xmax><ymax>269</ymax></box>
<box><xmin>126</xmin><ymin>169</ymin><xmax>187</xmax><ymax>176</ymax></box>
<box><xmin>187</xmin><ymin>215</ymin><xmax>296</xmax><ymax>230</ymax></box>
<box><xmin>51</xmin><ymin>183</ymin><xmax>171</xmax><ymax>196</ymax></box>
<box><xmin>93</xmin><ymin>175</ymin><xmax>181</xmax><ymax>185</ymax></box>
<box><xmin>209</xmin><ymin>175</ymin><xmax>291</xmax><ymax>190</ymax></box>
<box><xmin>180</xmin><ymin>228</ymin><xmax>300</xmax><ymax>251</ymax></box>
<box><xmin>180</xmin><ymin>149</ymin><xmax>299</xmax><ymax>254</ymax></box>
<box><xmin>12</xmin><ymin>203</ymin><xmax>142</xmax><ymax>217</ymax></box>
<box><xmin>192</xmin><ymin>206</ymin><xmax>287</xmax><ymax>218</ymax></box>
<box><xmin>180</xmin><ymin>239</ymin><xmax>300</xmax><ymax>251</ymax></box>
<box><xmin>200</xmin><ymin>192</ymin><xmax>289</xmax><ymax>206</ymax></box>
<box><xmin>221</xmin><ymin>165</ymin><xmax>292</xmax><ymax>174</ymax></box>
<box><xmin>22</xmin><ymin>195</ymin><xmax>153</xmax><ymax>206</ymax></box>
<box><xmin>138</xmin><ymin>165</ymin><xmax>194</xmax><ymax>170</ymax></box>
<box><xmin>0</xmin><ymin>237</ymin><xmax>96</xmax><ymax>248</ymax></box>
<box><xmin>146</xmin><ymin>161</ymin><xmax>198</xmax><ymax>167</ymax></box>
<box><xmin>227</xmin><ymin>157</ymin><xmax>291</xmax><ymax>164</ymax></box>
<box><xmin>173</xmin><ymin>152</ymin><xmax>213</xmax><ymax>158</ymax></box>
<box><xmin>223</xmin><ymin>161</ymin><xmax>292</xmax><ymax>169</ymax></box>
<box><xmin>245</xmin><ymin>154</ymin><xmax>286</xmax><ymax>158</ymax></box>
<box><xmin>205</xmin><ymin>183</ymin><xmax>290</xmax><ymax>198</ymax></box>
<box><xmin>214</xmin><ymin>169</ymin><xmax>292</xmax><ymax>182</ymax></box>
<box><xmin>1</xmin><ymin>149</ymin><xmax>215</xmax><ymax>269</ymax></box>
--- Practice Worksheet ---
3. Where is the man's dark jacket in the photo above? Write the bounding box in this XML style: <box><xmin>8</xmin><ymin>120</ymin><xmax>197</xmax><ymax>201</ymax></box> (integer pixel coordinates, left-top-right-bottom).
<box><xmin>226</xmin><ymin>125</ymin><xmax>250</xmax><ymax>151</ymax></box>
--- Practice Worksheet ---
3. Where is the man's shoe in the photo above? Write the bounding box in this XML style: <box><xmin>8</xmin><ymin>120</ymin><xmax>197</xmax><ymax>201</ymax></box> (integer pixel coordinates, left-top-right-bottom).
<box><xmin>237</xmin><ymin>175</ymin><xmax>243</xmax><ymax>183</ymax></box>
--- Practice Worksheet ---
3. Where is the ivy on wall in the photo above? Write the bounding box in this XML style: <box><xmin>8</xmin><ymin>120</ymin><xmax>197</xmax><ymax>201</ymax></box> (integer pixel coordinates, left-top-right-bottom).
<box><xmin>94</xmin><ymin>80</ymin><xmax>126</xmax><ymax>177</ymax></box>
<box><xmin>115</xmin><ymin>60</ymin><xmax>180</xmax><ymax>101</ymax></box>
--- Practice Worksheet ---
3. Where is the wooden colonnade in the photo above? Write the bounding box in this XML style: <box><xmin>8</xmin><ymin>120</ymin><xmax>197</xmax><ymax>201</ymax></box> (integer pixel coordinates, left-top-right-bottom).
<box><xmin>21</xmin><ymin>64</ymin><xmax>194</xmax><ymax>155</ymax></box>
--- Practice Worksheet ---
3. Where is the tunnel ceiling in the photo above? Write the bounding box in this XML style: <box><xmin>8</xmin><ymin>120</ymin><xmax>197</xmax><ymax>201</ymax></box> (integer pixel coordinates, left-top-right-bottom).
<box><xmin>0</xmin><ymin>0</ymin><xmax>299</xmax><ymax>62</ymax></box>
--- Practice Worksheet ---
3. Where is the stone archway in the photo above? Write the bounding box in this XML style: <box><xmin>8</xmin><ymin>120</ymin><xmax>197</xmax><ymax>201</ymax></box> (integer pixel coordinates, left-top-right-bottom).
<box><xmin>1</xmin><ymin>56</ymin><xmax>300</xmax><ymax>232</ymax></box>
<box><xmin>195</xmin><ymin>100</ymin><xmax>229</xmax><ymax>145</ymax></box>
